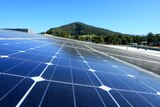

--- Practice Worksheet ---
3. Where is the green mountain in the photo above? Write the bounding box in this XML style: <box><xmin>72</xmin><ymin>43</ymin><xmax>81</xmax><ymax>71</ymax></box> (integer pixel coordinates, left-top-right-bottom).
<box><xmin>45</xmin><ymin>22</ymin><xmax>133</xmax><ymax>44</ymax></box>
<box><xmin>45</xmin><ymin>22</ymin><xmax>160</xmax><ymax>45</ymax></box>
<box><xmin>46</xmin><ymin>22</ymin><xmax>123</xmax><ymax>37</ymax></box>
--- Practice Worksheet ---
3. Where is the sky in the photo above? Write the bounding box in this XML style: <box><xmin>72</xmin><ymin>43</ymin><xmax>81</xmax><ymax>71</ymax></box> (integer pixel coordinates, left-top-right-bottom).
<box><xmin>0</xmin><ymin>0</ymin><xmax>160</xmax><ymax>35</ymax></box>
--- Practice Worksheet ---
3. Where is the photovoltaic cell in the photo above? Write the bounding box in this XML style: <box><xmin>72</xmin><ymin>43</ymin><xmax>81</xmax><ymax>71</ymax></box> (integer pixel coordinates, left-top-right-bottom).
<box><xmin>74</xmin><ymin>85</ymin><xmax>104</xmax><ymax>107</ymax></box>
<box><xmin>52</xmin><ymin>66</ymin><xmax>72</xmax><ymax>82</ymax></box>
<box><xmin>40</xmin><ymin>82</ymin><xmax>74</xmax><ymax>107</ymax></box>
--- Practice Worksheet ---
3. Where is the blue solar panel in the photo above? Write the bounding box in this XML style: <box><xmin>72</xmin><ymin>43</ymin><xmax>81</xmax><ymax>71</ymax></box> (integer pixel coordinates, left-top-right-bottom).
<box><xmin>0</xmin><ymin>30</ymin><xmax>160</xmax><ymax>107</ymax></box>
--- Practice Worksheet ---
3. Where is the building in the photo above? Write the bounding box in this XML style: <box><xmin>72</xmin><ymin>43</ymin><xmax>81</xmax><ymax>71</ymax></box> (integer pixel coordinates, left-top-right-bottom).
<box><xmin>2</xmin><ymin>28</ymin><xmax>33</xmax><ymax>33</ymax></box>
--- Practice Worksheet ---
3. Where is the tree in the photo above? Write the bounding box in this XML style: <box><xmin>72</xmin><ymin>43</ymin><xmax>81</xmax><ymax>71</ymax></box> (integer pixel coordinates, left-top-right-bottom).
<box><xmin>61</xmin><ymin>32</ymin><xmax>69</xmax><ymax>38</ymax></box>
<box><xmin>147</xmin><ymin>32</ymin><xmax>154</xmax><ymax>44</ymax></box>
<box><xmin>91</xmin><ymin>36</ymin><xmax>103</xmax><ymax>43</ymax></box>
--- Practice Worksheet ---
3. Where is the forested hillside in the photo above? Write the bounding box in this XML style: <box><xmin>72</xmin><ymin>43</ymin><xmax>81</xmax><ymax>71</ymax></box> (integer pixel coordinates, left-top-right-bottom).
<box><xmin>45</xmin><ymin>22</ymin><xmax>160</xmax><ymax>46</ymax></box>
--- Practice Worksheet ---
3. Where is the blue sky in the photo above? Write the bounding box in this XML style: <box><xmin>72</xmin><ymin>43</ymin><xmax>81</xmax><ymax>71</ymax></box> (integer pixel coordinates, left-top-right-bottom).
<box><xmin>0</xmin><ymin>0</ymin><xmax>160</xmax><ymax>35</ymax></box>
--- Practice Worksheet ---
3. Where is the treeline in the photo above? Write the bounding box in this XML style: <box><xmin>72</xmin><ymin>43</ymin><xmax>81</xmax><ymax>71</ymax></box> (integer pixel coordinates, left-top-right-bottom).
<box><xmin>46</xmin><ymin>22</ymin><xmax>160</xmax><ymax>46</ymax></box>
<box><xmin>145</xmin><ymin>32</ymin><xmax>160</xmax><ymax>46</ymax></box>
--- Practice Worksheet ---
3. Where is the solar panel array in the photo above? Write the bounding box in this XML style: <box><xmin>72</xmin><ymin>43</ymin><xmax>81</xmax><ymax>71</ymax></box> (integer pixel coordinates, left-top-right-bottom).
<box><xmin>0</xmin><ymin>30</ymin><xmax>160</xmax><ymax>107</ymax></box>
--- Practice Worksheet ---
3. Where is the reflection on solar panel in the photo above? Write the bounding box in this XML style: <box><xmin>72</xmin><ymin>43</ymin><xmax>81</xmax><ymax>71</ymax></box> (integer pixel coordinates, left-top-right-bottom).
<box><xmin>0</xmin><ymin>30</ymin><xmax>160</xmax><ymax>107</ymax></box>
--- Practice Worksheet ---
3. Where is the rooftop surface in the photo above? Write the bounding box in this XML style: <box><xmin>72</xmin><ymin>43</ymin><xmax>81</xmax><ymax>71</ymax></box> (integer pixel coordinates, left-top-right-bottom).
<box><xmin>0</xmin><ymin>30</ymin><xmax>160</xmax><ymax>107</ymax></box>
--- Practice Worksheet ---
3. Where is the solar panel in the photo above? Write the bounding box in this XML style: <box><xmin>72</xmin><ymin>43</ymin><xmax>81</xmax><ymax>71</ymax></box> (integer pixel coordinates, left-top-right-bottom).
<box><xmin>0</xmin><ymin>30</ymin><xmax>160</xmax><ymax>107</ymax></box>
